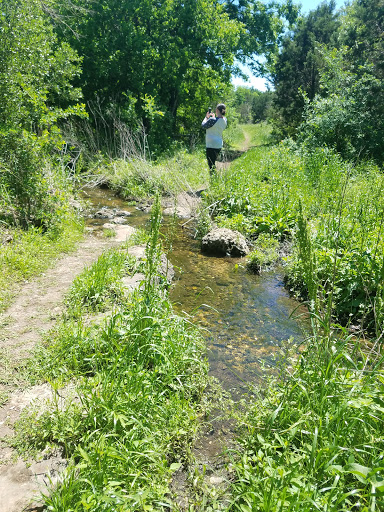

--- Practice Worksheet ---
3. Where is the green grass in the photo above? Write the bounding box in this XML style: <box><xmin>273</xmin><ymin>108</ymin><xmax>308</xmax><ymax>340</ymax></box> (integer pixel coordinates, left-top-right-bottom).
<box><xmin>246</xmin><ymin>233</ymin><xmax>280</xmax><ymax>273</ymax></box>
<box><xmin>0</xmin><ymin>215</ymin><xmax>84</xmax><ymax>311</ymax></box>
<box><xmin>97</xmin><ymin>148</ymin><xmax>209</xmax><ymax>200</ymax></box>
<box><xmin>203</xmin><ymin>131</ymin><xmax>384</xmax><ymax>509</ymax></box>
<box><xmin>226</xmin><ymin>122</ymin><xmax>273</xmax><ymax>151</ymax></box>
<box><xmin>204</xmin><ymin>140</ymin><xmax>384</xmax><ymax>331</ymax></box>
<box><xmin>12</xmin><ymin>197</ymin><xmax>210</xmax><ymax>511</ymax></box>
<box><xmin>229</xmin><ymin>334</ymin><xmax>384</xmax><ymax>512</ymax></box>
<box><xmin>65</xmin><ymin>247</ymin><xmax>137</xmax><ymax>317</ymax></box>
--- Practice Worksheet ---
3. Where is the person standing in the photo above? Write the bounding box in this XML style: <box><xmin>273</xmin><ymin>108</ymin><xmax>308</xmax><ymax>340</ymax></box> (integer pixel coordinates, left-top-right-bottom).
<box><xmin>201</xmin><ymin>103</ymin><xmax>227</xmax><ymax>175</ymax></box>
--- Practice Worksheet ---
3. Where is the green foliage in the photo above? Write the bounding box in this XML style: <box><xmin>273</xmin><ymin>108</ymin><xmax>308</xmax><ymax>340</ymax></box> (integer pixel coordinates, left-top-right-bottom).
<box><xmin>298</xmin><ymin>47</ymin><xmax>384</xmax><ymax>165</ymax></box>
<box><xmin>274</xmin><ymin>0</ymin><xmax>384</xmax><ymax>165</ymax></box>
<box><xmin>338</xmin><ymin>0</ymin><xmax>384</xmax><ymax>80</ymax></box>
<box><xmin>53</xmin><ymin>0</ymin><xmax>293</xmax><ymax>152</ymax></box>
<box><xmin>225</xmin><ymin>0</ymin><xmax>299</xmax><ymax>75</ymax></box>
<box><xmin>216</xmin><ymin>213</ymin><xmax>254</xmax><ymax>237</ymax></box>
<box><xmin>246</xmin><ymin>233</ymin><xmax>279</xmax><ymax>274</ymax></box>
<box><xmin>55</xmin><ymin>0</ymin><xmax>244</xmax><ymax>149</ymax></box>
<box><xmin>17</xmin><ymin>202</ymin><xmax>209</xmax><ymax>511</ymax></box>
<box><xmin>65</xmin><ymin>248</ymin><xmax>137</xmax><ymax>317</ymax></box>
<box><xmin>230</xmin><ymin>335</ymin><xmax>384</xmax><ymax>511</ymax></box>
<box><xmin>205</xmin><ymin>141</ymin><xmax>384</xmax><ymax>330</ymax></box>
<box><xmin>271</xmin><ymin>1</ymin><xmax>340</xmax><ymax>138</ymax></box>
<box><xmin>0</xmin><ymin>0</ymin><xmax>86</xmax><ymax>229</ymax></box>
<box><xmin>232</xmin><ymin>88</ymin><xmax>275</xmax><ymax>124</ymax></box>
<box><xmin>0</xmin><ymin>0</ymin><xmax>83</xmax><ymax>131</ymax></box>
<box><xmin>0</xmin><ymin>130</ymin><xmax>72</xmax><ymax>229</ymax></box>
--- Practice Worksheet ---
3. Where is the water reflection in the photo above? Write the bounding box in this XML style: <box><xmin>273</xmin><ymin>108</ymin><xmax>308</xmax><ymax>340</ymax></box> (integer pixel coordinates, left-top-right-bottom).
<box><xmin>164</xmin><ymin>223</ymin><xmax>308</xmax><ymax>394</ymax></box>
<box><xmin>82</xmin><ymin>187</ymin><xmax>308</xmax><ymax>394</ymax></box>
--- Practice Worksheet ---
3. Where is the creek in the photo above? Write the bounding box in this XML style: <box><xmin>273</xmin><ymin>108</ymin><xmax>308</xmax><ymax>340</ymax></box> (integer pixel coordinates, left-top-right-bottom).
<box><xmin>84</xmin><ymin>187</ymin><xmax>308</xmax><ymax>395</ymax></box>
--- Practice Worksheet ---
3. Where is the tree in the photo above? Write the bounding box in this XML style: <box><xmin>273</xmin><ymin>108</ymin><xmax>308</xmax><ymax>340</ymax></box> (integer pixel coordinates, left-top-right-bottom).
<box><xmin>271</xmin><ymin>1</ymin><xmax>340</xmax><ymax>138</ymax></box>
<box><xmin>232</xmin><ymin>87</ymin><xmax>274</xmax><ymax>123</ymax></box>
<box><xmin>53</xmin><ymin>0</ymin><xmax>243</xmax><ymax>150</ymax></box>
<box><xmin>0</xmin><ymin>0</ymin><xmax>85</xmax><ymax>227</ymax></box>
<box><xmin>252</xmin><ymin>90</ymin><xmax>274</xmax><ymax>122</ymax></box>
<box><xmin>338</xmin><ymin>0</ymin><xmax>384</xmax><ymax>79</ymax></box>
<box><xmin>297</xmin><ymin>0</ymin><xmax>384</xmax><ymax>164</ymax></box>
<box><xmin>0</xmin><ymin>0</ymin><xmax>83</xmax><ymax>131</ymax></box>
<box><xmin>225</xmin><ymin>0</ymin><xmax>299</xmax><ymax>74</ymax></box>
<box><xmin>53</xmin><ymin>0</ymin><xmax>294</xmax><ymax>152</ymax></box>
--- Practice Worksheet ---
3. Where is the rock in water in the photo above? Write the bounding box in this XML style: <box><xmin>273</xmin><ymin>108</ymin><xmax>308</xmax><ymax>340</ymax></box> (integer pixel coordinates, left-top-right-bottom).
<box><xmin>201</xmin><ymin>228</ymin><xmax>249</xmax><ymax>257</ymax></box>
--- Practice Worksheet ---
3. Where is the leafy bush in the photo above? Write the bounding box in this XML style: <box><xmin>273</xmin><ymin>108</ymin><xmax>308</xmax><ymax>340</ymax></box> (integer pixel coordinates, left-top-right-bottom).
<box><xmin>0</xmin><ymin>130</ymin><xmax>70</xmax><ymax>229</ymax></box>
<box><xmin>298</xmin><ymin>69</ymin><xmax>384</xmax><ymax>165</ymax></box>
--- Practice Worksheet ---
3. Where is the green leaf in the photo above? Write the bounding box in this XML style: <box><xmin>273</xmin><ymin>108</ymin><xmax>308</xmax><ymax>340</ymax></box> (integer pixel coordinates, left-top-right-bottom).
<box><xmin>345</xmin><ymin>463</ymin><xmax>370</xmax><ymax>484</ymax></box>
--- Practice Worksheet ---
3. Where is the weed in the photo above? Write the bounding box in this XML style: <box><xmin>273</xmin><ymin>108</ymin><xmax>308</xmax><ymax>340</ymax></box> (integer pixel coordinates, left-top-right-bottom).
<box><xmin>205</xmin><ymin>137</ymin><xmax>384</xmax><ymax>330</ymax></box>
<box><xmin>246</xmin><ymin>233</ymin><xmax>279</xmax><ymax>273</ymax></box>
<box><xmin>65</xmin><ymin>247</ymin><xmax>137</xmax><ymax>316</ymax></box>
<box><xmin>229</xmin><ymin>335</ymin><xmax>384</xmax><ymax>512</ymax></box>
<box><xmin>103</xmin><ymin>227</ymin><xmax>116</xmax><ymax>238</ymax></box>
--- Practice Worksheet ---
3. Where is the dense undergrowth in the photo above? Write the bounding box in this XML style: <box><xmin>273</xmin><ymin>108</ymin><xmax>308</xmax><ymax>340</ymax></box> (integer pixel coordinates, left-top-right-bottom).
<box><xmin>12</xmin><ymin>198</ymin><xmax>209</xmax><ymax>511</ymax></box>
<box><xmin>230</xmin><ymin>335</ymin><xmax>384</xmax><ymax>512</ymax></box>
<box><xmin>3</xmin><ymin>121</ymin><xmax>384</xmax><ymax>511</ymax></box>
<box><xmin>204</xmin><ymin>140</ymin><xmax>384</xmax><ymax>333</ymax></box>
<box><xmin>196</xmin><ymin>125</ymin><xmax>384</xmax><ymax>511</ymax></box>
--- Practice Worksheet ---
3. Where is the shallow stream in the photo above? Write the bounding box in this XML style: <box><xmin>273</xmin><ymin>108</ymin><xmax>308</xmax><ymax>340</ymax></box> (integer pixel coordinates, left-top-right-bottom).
<box><xmin>84</xmin><ymin>187</ymin><xmax>308</xmax><ymax>394</ymax></box>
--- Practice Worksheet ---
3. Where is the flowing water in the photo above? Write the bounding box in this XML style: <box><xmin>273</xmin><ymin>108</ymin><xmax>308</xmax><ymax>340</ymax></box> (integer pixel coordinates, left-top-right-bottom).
<box><xmin>83</xmin><ymin>187</ymin><xmax>308</xmax><ymax>395</ymax></box>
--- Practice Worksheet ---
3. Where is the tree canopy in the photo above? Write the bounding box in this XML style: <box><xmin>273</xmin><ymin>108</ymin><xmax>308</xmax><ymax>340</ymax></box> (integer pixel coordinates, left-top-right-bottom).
<box><xmin>271</xmin><ymin>0</ymin><xmax>340</xmax><ymax>138</ymax></box>
<box><xmin>52</xmin><ymin>0</ymin><xmax>294</xmax><ymax>150</ymax></box>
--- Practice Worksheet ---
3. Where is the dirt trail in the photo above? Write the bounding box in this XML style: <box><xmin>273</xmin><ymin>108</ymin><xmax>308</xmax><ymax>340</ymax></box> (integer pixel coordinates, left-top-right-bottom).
<box><xmin>240</xmin><ymin>128</ymin><xmax>252</xmax><ymax>152</ymax></box>
<box><xmin>0</xmin><ymin>190</ymin><xmax>203</xmax><ymax>512</ymax></box>
<box><xmin>0</xmin><ymin>224</ymin><xmax>135</xmax><ymax>512</ymax></box>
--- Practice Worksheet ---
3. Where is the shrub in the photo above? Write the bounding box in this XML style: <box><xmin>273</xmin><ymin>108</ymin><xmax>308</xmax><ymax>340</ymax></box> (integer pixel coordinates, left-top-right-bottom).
<box><xmin>0</xmin><ymin>130</ymin><xmax>72</xmax><ymax>230</ymax></box>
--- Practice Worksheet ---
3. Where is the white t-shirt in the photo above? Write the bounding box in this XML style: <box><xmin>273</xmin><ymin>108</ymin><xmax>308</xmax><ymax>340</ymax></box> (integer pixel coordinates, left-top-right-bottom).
<box><xmin>201</xmin><ymin>117</ymin><xmax>227</xmax><ymax>149</ymax></box>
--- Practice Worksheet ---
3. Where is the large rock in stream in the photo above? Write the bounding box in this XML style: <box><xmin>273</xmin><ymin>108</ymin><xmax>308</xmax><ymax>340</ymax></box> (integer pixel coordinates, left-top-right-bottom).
<box><xmin>201</xmin><ymin>228</ymin><xmax>249</xmax><ymax>257</ymax></box>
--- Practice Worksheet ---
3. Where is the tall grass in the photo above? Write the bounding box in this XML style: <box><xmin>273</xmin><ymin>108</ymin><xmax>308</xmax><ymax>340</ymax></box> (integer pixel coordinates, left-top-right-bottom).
<box><xmin>204</xmin><ymin>141</ymin><xmax>384</xmax><ymax>331</ymax></box>
<box><xmin>230</xmin><ymin>334</ymin><xmax>384</xmax><ymax>512</ymax></box>
<box><xmin>209</xmin><ymin>128</ymin><xmax>384</xmax><ymax>511</ymax></box>
<box><xmin>65</xmin><ymin>247</ymin><xmax>137</xmax><ymax>317</ymax></box>
<box><xmin>14</xmin><ymin>197</ymin><xmax>209</xmax><ymax>511</ymax></box>
<box><xmin>94</xmin><ymin>149</ymin><xmax>209</xmax><ymax>199</ymax></box>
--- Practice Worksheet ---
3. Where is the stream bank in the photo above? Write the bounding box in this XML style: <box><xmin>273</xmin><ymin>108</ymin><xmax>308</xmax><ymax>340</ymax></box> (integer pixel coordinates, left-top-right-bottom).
<box><xmin>0</xmin><ymin>183</ymin><xmax>306</xmax><ymax>512</ymax></box>
<box><xmin>81</xmin><ymin>187</ymin><xmax>309</xmax><ymax>509</ymax></box>
<box><xmin>85</xmin><ymin>186</ymin><xmax>308</xmax><ymax>395</ymax></box>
